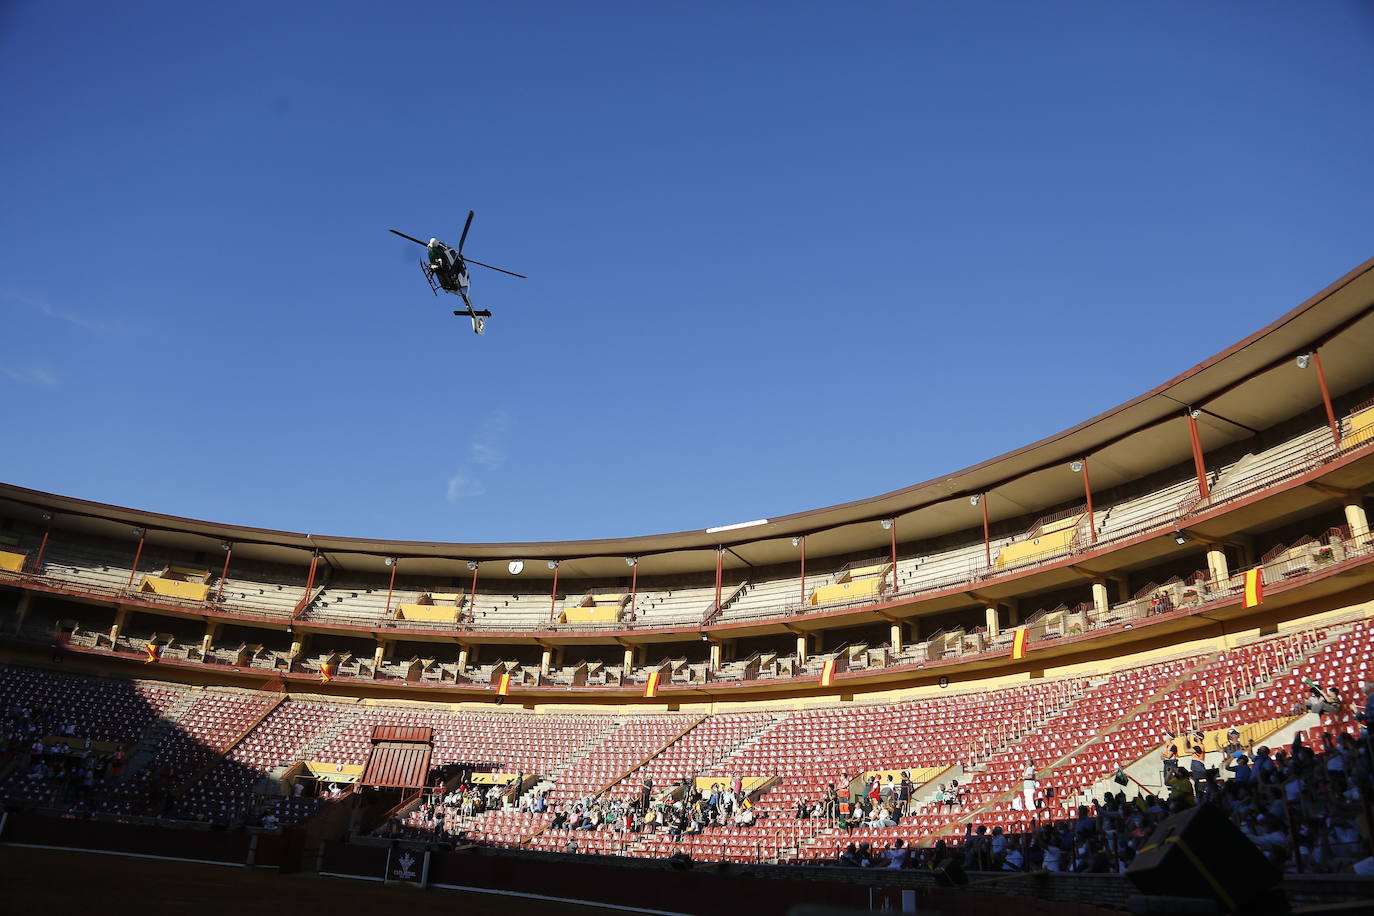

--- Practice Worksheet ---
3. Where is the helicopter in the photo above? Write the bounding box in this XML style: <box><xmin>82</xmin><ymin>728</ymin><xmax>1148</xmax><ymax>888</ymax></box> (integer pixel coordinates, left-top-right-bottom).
<box><xmin>389</xmin><ymin>210</ymin><xmax>526</xmax><ymax>334</ymax></box>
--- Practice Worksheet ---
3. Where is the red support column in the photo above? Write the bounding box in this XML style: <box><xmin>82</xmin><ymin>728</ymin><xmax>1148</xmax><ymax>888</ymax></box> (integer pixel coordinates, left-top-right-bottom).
<box><xmin>300</xmin><ymin>553</ymin><xmax>319</xmax><ymax>613</ymax></box>
<box><xmin>629</xmin><ymin>561</ymin><xmax>638</xmax><ymax>618</ymax></box>
<box><xmin>549</xmin><ymin>562</ymin><xmax>560</xmax><ymax>624</ymax></box>
<box><xmin>216</xmin><ymin>544</ymin><xmax>233</xmax><ymax>602</ymax></box>
<box><xmin>714</xmin><ymin>548</ymin><xmax>723</xmax><ymax>614</ymax></box>
<box><xmin>32</xmin><ymin>524</ymin><xmax>51</xmax><ymax>574</ymax></box>
<box><xmin>889</xmin><ymin>520</ymin><xmax>898</xmax><ymax>593</ymax></box>
<box><xmin>383</xmin><ymin>559</ymin><xmax>398</xmax><ymax>617</ymax></box>
<box><xmin>126</xmin><ymin>533</ymin><xmax>145</xmax><ymax>591</ymax></box>
<box><xmin>1081</xmin><ymin>459</ymin><xmax>1097</xmax><ymax>544</ymax></box>
<box><xmin>1186</xmin><ymin>411</ymin><xmax>1211</xmax><ymax>500</ymax></box>
<box><xmin>981</xmin><ymin>496</ymin><xmax>991</xmax><ymax>567</ymax></box>
<box><xmin>799</xmin><ymin>536</ymin><xmax>807</xmax><ymax>610</ymax></box>
<box><xmin>1312</xmin><ymin>351</ymin><xmax>1341</xmax><ymax>447</ymax></box>
<box><xmin>469</xmin><ymin>564</ymin><xmax>480</xmax><ymax>613</ymax></box>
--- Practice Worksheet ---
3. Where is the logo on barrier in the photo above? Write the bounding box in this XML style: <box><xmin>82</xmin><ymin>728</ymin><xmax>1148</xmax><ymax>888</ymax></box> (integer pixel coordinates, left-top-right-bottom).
<box><xmin>385</xmin><ymin>846</ymin><xmax>429</xmax><ymax>887</ymax></box>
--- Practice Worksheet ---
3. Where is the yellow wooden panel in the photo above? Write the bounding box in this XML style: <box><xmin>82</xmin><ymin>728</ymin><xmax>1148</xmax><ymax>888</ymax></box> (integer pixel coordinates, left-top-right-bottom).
<box><xmin>396</xmin><ymin>604</ymin><xmax>459</xmax><ymax>623</ymax></box>
<box><xmin>0</xmin><ymin>550</ymin><xmax>25</xmax><ymax>573</ymax></box>
<box><xmin>303</xmin><ymin>762</ymin><xmax>364</xmax><ymax>782</ymax></box>
<box><xmin>845</xmin><ymin>563</ymin><xmax>887</xmax><ymax>579</ymax></box>
<box><xmin>1036</xmin><ymin>514</ymin><xmax>1085</xmax><ymax>537</ymax></box>
<box><xmin>167</xmin><ymin>566</ymin><xmax>209</xmax><ymax>580</ymax></box>
<box><xmin>861</xmin><ymin>766</ymin><xmax>947</xmax><ymax>785</ymax></box>
<box><xmin>995</xmin><ymin>526</ymin><xmax>1078</xmax><ymax>568</ymax></box>
<box><xmin>692</xmin><ymin>776</ymin><xmax>772</xmax><ymax>793</ymax></box>
<box><xmin>470</xmin><ymin>772</ymin><xmax>523</xmax><ymax>785</ymax></box>
<box><xmin>811</xmin><ymin>577</ymin><xmax>881</xmax><ymax>606</ymax></box>
<box><xmin>426</xmin><ymin>592</ymin><xmax>463</xmax><ymax>603</ymax></box>
<box><xmin>139</xmin><ymin>576</ymin><xmax>210</xmax><ymax>601</ymax></box>
<box><xmin>562</xmin><ymin>605</ymin><xmax>620</xmax><ymax>624</ymax></box>
<box><xmin>590</xmin><ymin>593</ymin><xmax>627</xmax><ymax>604</ymax></box>
<box><xmin>1347</xmin><ymin>407</ymin><xmax>1374</xmax><ymax>447</ymax></box>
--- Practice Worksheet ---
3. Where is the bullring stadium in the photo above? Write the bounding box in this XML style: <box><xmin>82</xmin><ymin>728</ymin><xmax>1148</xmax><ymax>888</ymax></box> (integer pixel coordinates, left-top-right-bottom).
<box><xmin>2</xmin><ymin>254</ymin><xmax>1373</xmax><ymax>914</ymax></box>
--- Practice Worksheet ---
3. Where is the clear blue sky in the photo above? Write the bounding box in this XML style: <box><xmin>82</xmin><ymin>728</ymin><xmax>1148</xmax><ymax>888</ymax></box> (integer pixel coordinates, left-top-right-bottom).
<box><xmin>3</xmin><ymin>2</ymin><xmax>1373</xmax><ymax>543</ymax></box>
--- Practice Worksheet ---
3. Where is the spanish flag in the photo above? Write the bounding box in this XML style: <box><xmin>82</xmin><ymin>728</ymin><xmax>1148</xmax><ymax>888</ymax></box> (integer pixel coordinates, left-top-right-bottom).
<box><xmin>144</xmin><ymin>642</ymin><xmax>161</xmax><ymax>664</ymax></box>
<box><xmin>644</xmin><ymin>670</ymin><xmax>661</xmax><ymax>698</ymax></box>
<box><xmin>496</xmin><ymin>672</ymin><xmax>511</xmax><ymax>696</ymax></box>
<box><xmin>1244</xmin><ymin>568</ymin><xmax>1264</xmax><ymax>609</ymax></box>
<box><xmin>819</xmin><ymin>658</ymin><xmax>838</xmax><ymax>687</ymax></box>
<box><xmin>320</xmin><ymin>662</ymin><xmax>335</xmax><ymax>683</ymax></box>
<box><xmin>1011</xmin><ymin>628</ymin><xmax>1029</xmax><ymax>660</ymax></box>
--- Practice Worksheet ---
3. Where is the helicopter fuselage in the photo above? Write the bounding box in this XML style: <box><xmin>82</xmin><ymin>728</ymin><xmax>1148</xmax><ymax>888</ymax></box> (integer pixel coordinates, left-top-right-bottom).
<box><xmin>425</xmin><ymin>240</ymin><xmax>470</xmax><ymax>294</ymax></box>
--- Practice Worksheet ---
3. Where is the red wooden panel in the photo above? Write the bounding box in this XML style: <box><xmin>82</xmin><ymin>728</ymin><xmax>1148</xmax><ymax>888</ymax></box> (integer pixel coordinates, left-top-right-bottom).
<box><xmin>370</xmin><ymin>725</ymin><xmax>434</xmax><ymax>743</ymax></box>
<box><xmin>362</xmin><ymin>742</ymin><xmax>433</xmax><ymax>788</ymax></box>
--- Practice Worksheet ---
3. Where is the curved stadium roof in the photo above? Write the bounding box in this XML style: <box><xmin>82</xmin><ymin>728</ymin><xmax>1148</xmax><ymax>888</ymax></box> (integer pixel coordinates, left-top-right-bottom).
<box><xmin>3</xmin><ymin>255</ymin><xmax>1372</xmax><ymax>580</ymax></box>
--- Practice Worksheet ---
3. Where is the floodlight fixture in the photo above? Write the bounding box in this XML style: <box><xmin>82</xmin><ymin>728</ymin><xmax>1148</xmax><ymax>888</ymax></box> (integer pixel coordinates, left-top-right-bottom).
<box><xmin>880</xmin><ymin>519</ymin><xmax>893</xmax><ymax>530</ymax></box>
<box><xmin>131</xmin><ymin>527</ymin><xmax>145</xmax><ymax>537</ymax></box>
<box><xmin>791</xmin><ymin>537</ymin><xmax>802</xmax><ymax>547</ymax></box>
<box><xmin>1173</xmin><ymin>532</ymin><xmax>1189</xmax><ymax>546</ymax></box>
<box><xmin>547</xmin><ymin>560</ymin><xmax>559</xmax><ymax>570</ymax></box>
<box><xmin>1069</xmin><ymin>460</ymin><xmax>1083</xmax><ymax>473</ymax></box>
<box><xmin>969</xmin><ymin>495</ymin><xmax>980</xmax><ymax>507</ymax></box>
<box><xmin>384</xmin><ymin>557</ymin><xmax>396</xmax><ymax>567</ymax></box>
<box><xmin>1189</xmin><ymin>409</ymin><xmax>1202</xmax><ymax>420</ymax></box>
<box><xmin>221</xmin><ymin>541</ymin><xmax>233</xmax><ymax>551</ymax></box>
<box><xmin>41</xmin><ymin>512</ymin><xmax>53</xmax><ymax>522</ymax></box>
<box><xmin>467</xmin><ymin>561</ymin><xmax>478</xmax><ymax>571</ymax></box>
<box><xmin>1296</xmin><ymin>353</ymin><xmax>1312</xmax><ymax>369</ymax></box>
<box><xmin>625</xmin><ymin>557</ymin><xmax>637</xmax><ymax>567</ymax></box>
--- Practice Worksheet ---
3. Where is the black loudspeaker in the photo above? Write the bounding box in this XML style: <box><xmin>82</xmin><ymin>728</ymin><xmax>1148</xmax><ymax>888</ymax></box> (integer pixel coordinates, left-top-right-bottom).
<box><xmin>1127</xmin><ymin>804</ymin><xmax>1280</xmax><ymax>911</ymax></box>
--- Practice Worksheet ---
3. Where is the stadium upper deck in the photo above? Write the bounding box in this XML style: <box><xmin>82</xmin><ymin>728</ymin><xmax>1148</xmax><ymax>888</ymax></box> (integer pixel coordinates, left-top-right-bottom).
<box><xmin>2</xmin><ymin>256</ymin><xmax>1374</xmax><ymax>700</ymax></box>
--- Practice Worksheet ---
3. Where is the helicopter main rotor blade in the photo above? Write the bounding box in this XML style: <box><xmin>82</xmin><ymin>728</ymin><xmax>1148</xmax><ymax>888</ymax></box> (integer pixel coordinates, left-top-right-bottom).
<box><xmin>389</xmin><ymin>229</ymin><xmax>430</xmax><ymax>247</ymax></box>
<box><xmin>463</xmin><ymin>257</ymin><xmax>527</xmax><ymax>279</ymax></box>
<box><xmin>457</xmin><ymin>209</ymin><xmax>475</xmax><ymax>255</ymax></box>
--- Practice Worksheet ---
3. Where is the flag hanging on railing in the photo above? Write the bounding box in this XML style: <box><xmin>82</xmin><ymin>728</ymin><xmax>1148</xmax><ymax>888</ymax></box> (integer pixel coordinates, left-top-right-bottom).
<box><xmin>1244</xmin><ymin>568</ymin><xmax>1264</xmax><ymax>608</ymax></box>
<box><xmin>644</xmin><ymin>670</ymin><xmax>661</xmax><ymax>698</ymax></box>
<box><xmin>320</xmin><ymin>662</ymin><xmax>335</xmax><ymax>683</ymax></box>
<box><xmin>819</xmin><ymin>658</ymin><xmax>838</xmax><ymax>687</ymax></box>
<box><xmin>496</xmin><ymin>672</ymin><xmax>511</xmax><ymax>696</ymax></box>
<box><xmin>1011</xmin><ymin>628</ymin><xmax>1029</xmax><ymax>660</ymax></box>
<box><xmin>144</xmin><ymin>642</ymin><xmax>161</xmax><ymax>664</ymax></box>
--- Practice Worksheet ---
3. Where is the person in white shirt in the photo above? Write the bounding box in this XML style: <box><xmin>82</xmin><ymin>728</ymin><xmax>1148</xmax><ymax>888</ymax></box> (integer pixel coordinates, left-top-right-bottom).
<box><xmin>885</xmin><ymin>839</ymin><xmax>909</xmax><ymax>868</ymax></box>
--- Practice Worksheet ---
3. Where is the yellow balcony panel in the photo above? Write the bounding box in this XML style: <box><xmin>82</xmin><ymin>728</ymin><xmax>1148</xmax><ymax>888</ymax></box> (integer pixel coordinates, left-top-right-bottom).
<box><xmin>692</xmin><ymin>776</ymin><xmax>773</xmax><ymax>794</ymax></box>
<box><xmin>302</xmin><ymin>762</ymin><xmax>363</xmax><ymax>783</ymax></box>
<box><xmin>995</xmin><ymin>526</ymin><xmax>1079</xmax><ymax>568</ymax></box>
<box><xmin>396</xmin><ymin>604</ymin><xmax>459</xmax><ymax>623</ymax></box>
<box><xmin>1347</xmin><ymin>407</ymin><xmax>1374</xmax><ymax>447</ymax></box>
<box><xmin>561</xmin><ymin>605</ymin><xmax>620</xmax><ymax>624</ymax></box>
<box><xmin>139</xmin><ymin>576</ymin><xmax>210</xmax><ymax>601</ymax></box>
<box><xmin>860</xmin><ymin>765</ymin><xmax>948</xmax><ymax>786</ymax></box>
<box><xmin>811</xmin><ymin>577</ymin><xmax>882</xmax><ymax>606</ymax></box>
<box><xmin>844</xmin><ymin>563</ymin><xmax>887</xmax><ymax>580</ymax></box>
<box><xmin>1036</xmin><ymin>513</ymin><xmax>1085</xmax><ymax>537</ymax></box>
<box><xmin>0</xmin><ymin>549</ymin><xmax>25</xmax><ymax>573</ymax></box>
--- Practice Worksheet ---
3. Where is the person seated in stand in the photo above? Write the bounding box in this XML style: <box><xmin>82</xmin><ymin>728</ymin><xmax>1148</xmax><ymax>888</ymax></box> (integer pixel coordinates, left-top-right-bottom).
<box><xmin>734</xmin><ymin>804</ymin><xmax>756</xmax><ymax>827</ymax></box>
<box><xmin>795</xmin><ymin>798</ymin><xmax>812</xmax><ymax>819</ymax></box>
<box><xmin>868</xmin><ymin>803</ymin><xmax>896</xmax><ymax>828</ymax></box>
<box><xmin>838</xmin><ymin>842</ymin><xmax>860</xmax><ymax>867</ymax></box>
<box><xmin>884</xmin><ymin>837</ymin><xmax>909</xmax><ymax>868</ymax></box>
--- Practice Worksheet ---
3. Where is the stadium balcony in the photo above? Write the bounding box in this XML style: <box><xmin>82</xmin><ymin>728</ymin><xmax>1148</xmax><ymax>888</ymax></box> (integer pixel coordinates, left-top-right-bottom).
<box><xmin>1</xmin><ymin>256</ymin><xmax>1373</xmax><ymax>708</ymax></box>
